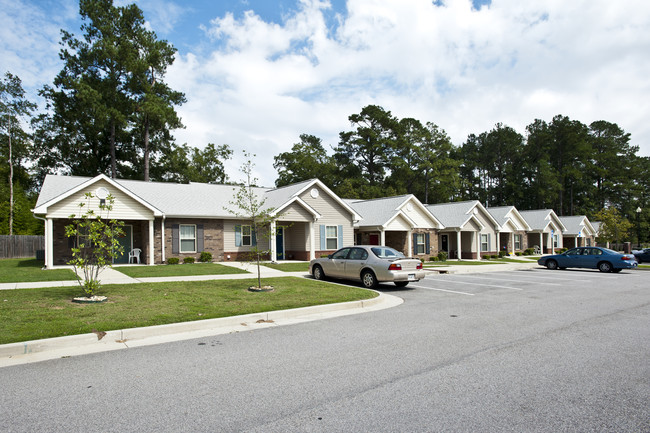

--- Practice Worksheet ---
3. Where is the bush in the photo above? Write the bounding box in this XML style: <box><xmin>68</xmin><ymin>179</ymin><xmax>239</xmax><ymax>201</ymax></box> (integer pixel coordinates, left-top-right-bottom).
<box><xmin>498</xmin><ymin>251</ymin><xmax>506</xmax><ymax>258</ymax></box>
<box><xmin>437</xmin><ymin>251</ymin><xmax>448</xmax><ymax>262</ymax></box>
<box><xmin>167</xmin><ymin>257</ymin><xmax>179</xmax><ymax>265</ymax></box>
<box><xmin>430</xmin><ymin>256</ymin><xmax>439</xmax><ymax>262</ymax></box>
<box><xmin>483</xmin><ymin>255</ymin><xmax>490</xmax><ymax>260</ymax></box>
<box><xmin>183</xmin><ymin>257</ymin><xmax>195</xmax><ymax>264</ymax></box>
<box><xmin>199</xmin><ymin>251</ymin><xmax>212</xmax><ymax>263</ymax></box>
<box><xmin>515</xmin><ymin>252</ymin><xmax>522</xmax><ymax>256</ymax></box>
<box><xmin>490</xmin><ymin>254</ymin><xmax>498</xmax><ymax>259</ymax></box>
<box><xmin>524</xmin><ymin>248</ymin><xmax>535</xmax><ymax>255</ymax></box>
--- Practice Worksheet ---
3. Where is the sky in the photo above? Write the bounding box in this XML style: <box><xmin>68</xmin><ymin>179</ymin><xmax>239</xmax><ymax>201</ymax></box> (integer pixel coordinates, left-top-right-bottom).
<box><xmin>1</xmin><ymin>0</ymin><xmax>649</xmax><ymax>187</ymax></box>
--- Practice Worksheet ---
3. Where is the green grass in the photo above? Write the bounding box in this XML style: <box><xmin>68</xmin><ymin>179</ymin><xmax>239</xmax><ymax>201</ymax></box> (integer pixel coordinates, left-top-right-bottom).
<box><xmin>0</xmin><ymin>277</ymin><xmax>377</xmax><ymax>344</ymax></box>
<box><xmin>115</xmin><ymin>262</ymin><xmax>249</xmax><ymax>278</ymax></box>
<box><xmin>0</xmin><ymin>259</ymin><xmax>77</xmax><ymax>283</ymax></box>
<box><xmin>637</xmin><ymin>264</ymin><xmax>650</xmax><ymax>270</ymax></box>
<box><xmin>262</xmin><ymin>262</ymin><xmax>310</xmax><ymax>272</ymax></box>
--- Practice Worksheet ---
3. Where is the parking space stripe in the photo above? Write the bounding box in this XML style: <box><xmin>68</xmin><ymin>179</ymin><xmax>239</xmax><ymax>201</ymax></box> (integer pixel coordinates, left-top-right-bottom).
<box><xmin>436</xmin><ymin>279</ymin><xmax>523</xmax><ymax>291</ymax></box>
<box><xmin>453</xmin><ymin>274</ymin><xmax>561</xmax><ymax>286</ymax></box>
<box><xmin>410</xmin><ymin>284</ymin><xmax>475</xmax><ymax>296</ymax></box>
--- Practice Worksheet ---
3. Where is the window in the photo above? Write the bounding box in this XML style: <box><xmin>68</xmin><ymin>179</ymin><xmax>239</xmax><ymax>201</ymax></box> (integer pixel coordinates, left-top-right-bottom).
<box><xmin>415</xmin><ymin>233</ymin><xmax>425</xmax><ymax>254</ymax></box>
<box><xmin>481</xmin><ymin>234</ymin><xmax>489</xmax><ymax>252</ymax></box>
<box><xmin>180</xmin><ymin>224</ymin><xmax>196</xmax><ymax>253</ymax></box>
<box><xmin>514</xmin><ymin>234</ymin><xmax>522</xmax><ymax>250</ymax></box>
<box><xmin>553</xmin><ymin>234</ymin><xmax>559</xmax><ymax>248</ymax></box>
<box><xmin>332</xmin><ymin>248</ymin><xmax>350</xmax><ymax>259</ymax></box>
<box><xmin>348</xmin><ymin>248</ymin><xmax>368</xmax><ymax>260</ymax></box>
<box><xmin>586</xmin><ymin>238</ymin><xmax>592</xmax><ymax>246</ymax></box>
<box><xmin>242</xmin><ymin>225</ymin><xmax>252</xmax><ymax>246</ymax></box>
<box><xmin>326</xmin><ymin>226</ymin><xmax>338</xmax><ymax>250</ymax></box>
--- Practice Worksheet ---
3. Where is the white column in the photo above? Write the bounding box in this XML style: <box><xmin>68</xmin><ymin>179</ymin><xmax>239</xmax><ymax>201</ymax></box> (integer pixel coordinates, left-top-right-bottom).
<box><xmin>539</xmin><ymin>232</ymin><xmax>544</xmax><ymax>253</ymax></box>
<box><xmin>309</xmin><ymin>221</ymin><xmax>315</xmax><ymax>260</ymax></box>
<box><xmin>496</xmin><ymin>231</ymin><xmax>500</xmax><ymax>254</ymax></box>
<box><xmin>476</xmin><ymin>232</ymin><xmax>481</xmax><ymax>259</ymax></box>
<box><xmin>457</xmin><ymin>230</ymin><xmax>462</xmax><ymax>260</ymax></box>
<box><xmin>270</xmin><ymin>221</ymin><xmax>277</xmax><ymax>262</ymax></box>
<box><xmin>407</xmin><ymin>230</ymin><xmax>412</xmax><ymax>257</ymax></box>
<box><xmin>161</xmin><ymin>218</ymin><xmax>165</xmax><ymax>264</ymax></box>
<box><xmin>510</xmin><ymin>232</ymin><xmax>515</xmax><ymax>254</ymax></box>
<box><xmin>380</xmin><ymin>229</ymin><xmax>385</xmax><ymax>246</ymax></box>
<box><xmin>148</xmin><ymin>220</ymin><xmax>154</xmax><ymax>265</ymax></box>
<box><xmin>46</xmin><ymin>218</ymin><xmax>54</xmax><ymax>269</ymax></box>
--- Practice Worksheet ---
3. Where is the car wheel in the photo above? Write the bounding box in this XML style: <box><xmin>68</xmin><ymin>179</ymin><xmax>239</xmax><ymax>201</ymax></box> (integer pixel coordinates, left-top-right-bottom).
<box><xmin>394</xmin><ymin>281</ymin><xmax>409</xmax><ymax>288</ymax></box>
<box><xmin>546</xmin><ymin>259</ymin><xmax>558</xmax><ymax>270</ymax></box>
<box><xmin>361</xmin><ymin>270</ymin><xmax>378</xmax><ymax>289</ymax></box>
<box><xmin>312</xmin><ymin>265</ymin><xmax>325</xmax><ymax>280</ymax></box>
<box><xmin>598</xmin><ymin>261</ymin><xmax>612</xmax><ymax>273</ymax></box>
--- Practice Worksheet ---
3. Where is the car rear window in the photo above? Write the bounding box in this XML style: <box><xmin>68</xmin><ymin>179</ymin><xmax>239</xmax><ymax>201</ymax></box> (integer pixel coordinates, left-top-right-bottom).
<box><xmin>371</xmin><ymin>247</ymin><xmax>405</xmax><ymax>259</ymax></box>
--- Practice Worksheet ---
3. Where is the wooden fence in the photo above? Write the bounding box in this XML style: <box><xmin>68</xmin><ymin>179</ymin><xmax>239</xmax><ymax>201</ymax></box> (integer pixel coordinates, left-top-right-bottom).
<box><xmin>0</xmin><ymin>235</ymin><xmax>45</xmax><ymax>259</ymax></box>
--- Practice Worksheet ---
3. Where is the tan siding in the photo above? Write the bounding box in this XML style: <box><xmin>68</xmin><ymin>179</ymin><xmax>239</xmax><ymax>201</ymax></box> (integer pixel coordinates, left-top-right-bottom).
<box><xmin>284</xmin><ymin>222</ymin><xmax>307</xmax><ymax>250</ymax></box>
<box><xmin>298</xmin><ymin>186</ymin><xmax>355</xmax><ymax>249</ymax></box>
<box><xmin>385</xmin><ymin>214</ymin><xmax>412</xmax><ymax>231</ymax></box>
<box><xmin>278</xmin><ymin>202</ymin><xmax>312</xmax><ymax>222</ymax></box>
<box><xmin>402</xmin><ymin>200</ymin><xmax>439</xmax><ymax>228</ymax></box>
<box><xmin>223</xmin><ymin>220</ymin><xmax>271</xmax><ymax>252</ymax></box>
<box><xmin>48</xmin><ymin>179</ymin><xmax>153</xmax><ymax>220</ymax></box>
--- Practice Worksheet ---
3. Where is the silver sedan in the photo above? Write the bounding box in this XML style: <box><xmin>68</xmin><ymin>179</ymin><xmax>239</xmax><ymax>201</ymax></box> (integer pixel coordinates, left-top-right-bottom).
<box><xmin>309</xmin><ymin>245</ymin><xmax>426</xmax><ymax>289</ymax></box>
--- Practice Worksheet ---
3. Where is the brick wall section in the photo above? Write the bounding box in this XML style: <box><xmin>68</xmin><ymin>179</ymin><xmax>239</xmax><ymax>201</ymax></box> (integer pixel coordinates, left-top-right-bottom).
<box><xmin>160</xmin><ymin>218</ymin><xmax>224</xmax><ymax>264</ymax></box>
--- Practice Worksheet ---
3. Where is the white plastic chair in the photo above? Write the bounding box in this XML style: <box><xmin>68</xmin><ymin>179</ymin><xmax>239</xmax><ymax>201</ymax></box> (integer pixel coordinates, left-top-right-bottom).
<box><xmin>129</xmin><ymin>248</ymin><xmax>141</xmax><ymax>264</ymax></box>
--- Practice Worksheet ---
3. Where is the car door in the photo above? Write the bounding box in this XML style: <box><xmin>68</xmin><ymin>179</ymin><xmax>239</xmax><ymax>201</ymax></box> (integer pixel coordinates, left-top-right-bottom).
<box><xmin>583</xmin><ymin>248</ymin><xmax>602</xmax><ymax>268</ymax></box>
<box><xmin>326</xmin><ymin>248</ymin><xmax>350</xmax><ymax>278</ymax></box>
<box><xmin>344</xmin><ymin>247</ymin><xmax>369</xmax><ymax>279</ymax></box>
<box><xmin>562</xmin><ymin>248</ymin><xmax>582</xmax><ymax>267</ymax></box>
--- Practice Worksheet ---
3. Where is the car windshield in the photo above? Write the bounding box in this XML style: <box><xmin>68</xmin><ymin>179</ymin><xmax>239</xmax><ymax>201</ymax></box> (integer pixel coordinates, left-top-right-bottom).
<box><xmin>371</xmin><ymin>247</ymin><xmax>405</xmax><ymax>259</ymax></box>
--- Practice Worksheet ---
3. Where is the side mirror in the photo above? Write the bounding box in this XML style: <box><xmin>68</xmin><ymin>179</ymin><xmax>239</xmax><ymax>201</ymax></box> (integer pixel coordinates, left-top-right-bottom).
<box><xmin>328</xmin><ymin>254</ymin><xmax>333</xmax><ymax>259</ymax></box>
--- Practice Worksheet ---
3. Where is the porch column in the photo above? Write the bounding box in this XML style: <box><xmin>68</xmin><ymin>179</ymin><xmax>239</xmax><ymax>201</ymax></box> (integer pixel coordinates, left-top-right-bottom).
<box><xmin>510</xmin><ymin>232</ymin><xmax>515</xmax><ymax>254</ymax></box>
<box><xmin>456</xmin><ymin>230</ymin><xmax>462</xmax><ymax>260</ymax></box>
<box><xmin>270</xmin><ymin>221</ymin><xmax>277</xmax><ymax>262</ymax></box>
<box><xmin>309</xmin><ymin>221</ymin><xmax>315</xmax><ymax>260</ymax></box>
<box><xmin>148</xmin><ymin>219</ymin><xmax>154</xmax><ymax>265</ymax></box>
<box><xmin>476</xmin><ymin>232</ymin><xmax>481</xmax><ymax>259</ymax></box>
<box><xmin>380</xmin><ymin>229</ymin><xmax>385</xmax><ymax>246</ymax></box>
<box><xmin>496</xmin><ymin>231</ymin><xmax>500</xmax><ymax>254</ymax></box>
<box><xmin>161</xmin><ymin>218</ymin><xmax>165</xmax><ymax>264</ymax></box>
<box><xmin>46</xmin><ymin>218</ymin><xmax>54</xmax><ymax>269</ymax></box>
<box><xmin>539</xmin><ymin>232</ymin><xmax>544</xmax><ymax>253</ymax></box>
<box><xmin>407</xmin><ymin>230</ymin><xmax>412</xmax><ymax>256</ymax></box>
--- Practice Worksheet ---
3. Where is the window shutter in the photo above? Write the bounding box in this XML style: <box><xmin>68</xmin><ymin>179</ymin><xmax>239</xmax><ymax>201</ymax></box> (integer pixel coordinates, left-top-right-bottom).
<box><xmin>425</xmin><ymin>233</ymin><xmax>430</xmax><ymax>253</ymax></box>
<box><xmin>488</xmin><ymin>234</ymin><xmax>491</xmax><ymax>252</ymax></box>
<box><xmin>235</xmin><ymin>225</ymin><xmax>241</xmax><ymax>247</ymax></box>
<box><xmin>337</xmin><ymin>225</ymin><xmax>343</xmax><ymax>249</ymax></box>
<box><xmin>197</xmin><ymin>224</ymin><xmax>204</xmax><ymax>252</ymax></box>
<box><xmin>252</xmin><ymin>228</ymin><xmax>257</xmax><ymax>246</ymax></box>
<box><xmin>172</xmin><ymin>224</ymin><xmax>179</xmax><ymax>254</ymax></box>
<box><xmin>412</xmin><ymin>233</ymin><xmax>417</xmax><ymax>255</ymax></box>
<box><xmin>320</xmin><ymin>225</ymin><xmax>326</xmax><ymax>250</ymax></box>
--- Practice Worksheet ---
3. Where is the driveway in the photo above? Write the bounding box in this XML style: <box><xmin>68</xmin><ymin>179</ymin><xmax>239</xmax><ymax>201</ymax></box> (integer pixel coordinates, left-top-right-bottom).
<box><xmin>0</xmin><ymin>269</ymin><xmax>648</xmax><ymax>432</ymax></box>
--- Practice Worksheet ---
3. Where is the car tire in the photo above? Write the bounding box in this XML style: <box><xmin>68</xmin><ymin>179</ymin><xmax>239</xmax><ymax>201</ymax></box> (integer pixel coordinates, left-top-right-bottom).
<box><xmin>361</xmin><ymin>270</ymin><xmax>378</xmax><ymax>289</ymax></box>
<box><xmin>312</xmin><ymin>265</ymin><xmax>325</xmax><ymax>280</ymax></box>
<box><xmin>546</xmin><ymin>260</ymin><xmax>558</xmax><ymax>270</ymax></box>
<box><xmin>394</xmin><ymin>281</ymin><xmax>409</xmax><ymax>288</ymax></box>
<box><xmin>598</xmin><ymin>261</ymin><xmax>613</xmax><ymax>273</ymax></box>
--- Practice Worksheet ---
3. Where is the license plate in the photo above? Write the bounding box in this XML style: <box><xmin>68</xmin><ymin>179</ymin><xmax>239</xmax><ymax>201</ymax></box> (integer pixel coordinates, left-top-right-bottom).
<box><xmin>408</xmin><ymin>274</ymin><xmax>416</xmax><ymax>281</ymax></box>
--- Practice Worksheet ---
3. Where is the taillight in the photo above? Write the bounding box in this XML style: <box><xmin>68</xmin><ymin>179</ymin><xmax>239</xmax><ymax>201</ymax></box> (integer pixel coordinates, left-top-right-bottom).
<box><xmin>621</xmin><ymin>255</ymin><xmax>633</xmax><ymax>260</ymax></box>
<box><xmin>388</xmin><ymin>263</ymin><xmax>402</xmax><ymax>271</ymax></box>
<box><xmin>416</xmin><ymin>262</ymin><xmax>423</xmax><ymax>270</ymax></box>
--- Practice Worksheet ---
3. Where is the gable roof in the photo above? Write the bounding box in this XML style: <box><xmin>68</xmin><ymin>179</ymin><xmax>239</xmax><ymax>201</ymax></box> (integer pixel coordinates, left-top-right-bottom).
<box><xmin>519</xmin><ymin>209</ymin><xmax>567</xmax><ymax>232</ymax></box>
<box><xmin>487</xmin><ymin>206</ymin><xmax>532</xmax><ymax>232</ymax></box>
<box><xmin>34</xmin><ymin>175</ymin><xmax>354</xmax><ymax>220</ymax></box>
<box><xmin>346</xmin><ymin>194</ymin><xmax>442</xmax><ymax>229</ymax></box>
<box><xmin>426</xmin><ymin>200</ymin><xmax>500</xmax><ymax>230</ymax></box>
<box><xmin>559</xmin><ymin>215</ymin><xmax>596</xmax><ymax>236</ymax></box>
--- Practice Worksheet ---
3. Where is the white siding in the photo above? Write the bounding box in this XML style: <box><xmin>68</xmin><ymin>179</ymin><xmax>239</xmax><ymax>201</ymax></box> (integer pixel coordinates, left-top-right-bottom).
<box><xmin>277</xmin><ymin>202</ymin><xmax>313</xmax><ymax>222</ymax></box>
<box><xmin>402</xmin><ymin>199</ymin><xmax>439</xmax><ymax>228</ymax></box>
<box><xmin>47</xmin><ymin>179</ymin><xmax>153</xmax><ymax>220</ymax></box>
<box><xmin>386</xmin><ymin>214</ymin><xmax>412</xmax><ymax>231</ymax></box>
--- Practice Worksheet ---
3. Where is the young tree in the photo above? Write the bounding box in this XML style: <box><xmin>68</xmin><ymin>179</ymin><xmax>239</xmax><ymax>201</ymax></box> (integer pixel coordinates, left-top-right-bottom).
<box><xmin>593</xmin><ymin>207</ymin><xmax>632</xmax><ymax>246</ymax></box>
<box><xmin>226</xmin><ymin>153</ymin><xmax>278</xmax><ymax>289</ymax></box>
<box><xmin>65</xmin><ymin>192</ymin><xmax>125</xmax><ymax>298</ymax></box>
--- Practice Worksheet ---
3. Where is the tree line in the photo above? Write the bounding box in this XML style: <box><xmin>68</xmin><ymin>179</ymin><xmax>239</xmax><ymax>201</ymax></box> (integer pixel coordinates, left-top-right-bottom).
<box><xmin>0</xmin><ymin>0</ymin><xmax>648</xmax><ymax>244</ymax></box>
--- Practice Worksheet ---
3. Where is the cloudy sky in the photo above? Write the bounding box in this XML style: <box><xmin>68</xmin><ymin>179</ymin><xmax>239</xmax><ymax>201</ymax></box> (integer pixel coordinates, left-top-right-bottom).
<box><xmin>2</xmin><ymin>0</ymin><xmax>649</xmax><ymax>186</ymax></box>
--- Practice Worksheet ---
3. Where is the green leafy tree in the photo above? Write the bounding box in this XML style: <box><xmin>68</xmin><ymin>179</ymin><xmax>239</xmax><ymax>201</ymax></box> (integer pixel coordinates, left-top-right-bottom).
<box><xmin>65</xmin><ymin>193</ymin><xmax>125</xmax><ymax>297</ymax></box>
<box><xmin>593</xmin><ymin>207</ymin><xmax>632</xmax><ymax>246</ymax></box>
<box><xmin>226</xmin><ymin>153</ymin><xmax>278</xmax><ymax>289</ymax></box>
<box><xmin>153</xmin><ymin>142</ymin><xmax>232</xmax><ymax>183</ymax></box>
<box><xmin>274</xmin><ymin>134</ymin><xmax>336</xmax><ymax>187</ymax></box>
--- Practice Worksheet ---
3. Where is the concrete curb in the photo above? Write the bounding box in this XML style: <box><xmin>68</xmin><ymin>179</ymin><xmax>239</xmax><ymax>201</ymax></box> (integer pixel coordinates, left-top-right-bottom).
<box><xmin>0</xmin><ymin>291</ymin><xmax>402</xmax><ymax>368</ymax></box>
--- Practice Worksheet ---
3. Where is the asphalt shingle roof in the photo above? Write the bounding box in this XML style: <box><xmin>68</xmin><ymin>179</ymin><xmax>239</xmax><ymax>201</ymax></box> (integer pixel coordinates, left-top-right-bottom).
<box><xmin>426</xmin><ymin>200</ymin><xmax>480</xmax><ymax>228</ymax></box>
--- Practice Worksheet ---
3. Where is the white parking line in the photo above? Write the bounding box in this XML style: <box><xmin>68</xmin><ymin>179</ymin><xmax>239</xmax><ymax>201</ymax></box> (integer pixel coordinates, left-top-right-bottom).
<box><xmin>453</xmin><ymin>274</ymin><xmax>562</xmax><ymax>286</ymax></box>
<box><xmin>498</xmin><ymin>271</ymin><xmax>579</xmax><ymax>281</ymax></box>
<box><xmin>410</xmin><ymin>284</ymin><xmax>475</xmax><ymax>296</ymax></box>
<box><xmin>436</xmin><ymin>279</ymin><xmax>523</xmax><ymax>291</ymax></box>
<box><xmin>526</xmin><ymin>269</ymin><xmax>622</xmax><ymax>279</ymax></box>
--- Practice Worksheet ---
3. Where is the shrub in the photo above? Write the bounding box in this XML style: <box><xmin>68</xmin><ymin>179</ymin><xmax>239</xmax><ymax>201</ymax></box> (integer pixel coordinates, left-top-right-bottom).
<box><xmin>490</xmin><ymin>254</ymin><xmax>498</xmax><ymax>259</ymax></box>
<box><xmin>515</xmin><ymin>252</ymin><xmax>523</xmax><ymax>256</ymax></box>
<box><xmin>167</xmin><ymin>257</ymin><xmax>179</xmax><ymax>265</ymax></box>
<box><xmin>437</xmin><ymin>251</ymin><xmax>448</xmax><ymax>262</ymax></box>
<box><xmin>483</xmin><ymin>255</ymin><xmax>490</xmax><ymax>260</ymax></box>
<box><xmin>430</xmin><ymin>256</ymin><xmax>438</xmax><ymax>262</ymax></box>
<box><xmin>183</xmin><ymin>257</ymin><xmax>195</xmax><ymax>264</ymax></box>
<box><xmin>199</xmin><ymin>251</ymin><xmax>212</xmax><ymax>263</ymax></box>
<box><xmin>524</xmin><ymin>248</ymin><xmax>535</xmax><ymax>255</ymax></box>
<box><xmin>498</xmin><ymin>251</ymin><xmax>506</xmax><ymax>258</ymax></box>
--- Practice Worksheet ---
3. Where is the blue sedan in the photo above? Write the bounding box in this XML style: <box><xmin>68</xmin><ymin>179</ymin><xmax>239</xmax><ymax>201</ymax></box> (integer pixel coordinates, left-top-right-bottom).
<box><xmin>538</xmin><ymin>247</ymin><xmax>638</xmax><ymax>273</ymax></box>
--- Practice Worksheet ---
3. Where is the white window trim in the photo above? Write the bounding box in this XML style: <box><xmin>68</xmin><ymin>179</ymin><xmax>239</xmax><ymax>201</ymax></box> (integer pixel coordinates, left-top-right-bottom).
<box><xmin>553</xmin><ymin>234</ymin><xmax>559</xmax><ymax>248</ymax></box>
<box><xmin>481</xmin><ymin>234</ymin><xmax>489</xmax><ymax>252</ymax></box>
<box><xmin>242</xmin><ymin>225</ymin><xmax>252</xmax><ymax>247</ymax></box>
<box><xmin>415</xmin><ymin>233</ymin><xmax>425</xmax><ymax>255</ymax></box>
<box><xmin>514</xmin><ymin>234</ymin><xmax>522</xmax><ymax>250</ymax></box>
<box><xmin>326</xmin><ymin>225</ymin><xmax>338</xmax><ymax>250</ymax></box>
<box><xmin>180</xmin><ymin>224</ymin><xmax>197</xmax><ymax>253</ymax></box>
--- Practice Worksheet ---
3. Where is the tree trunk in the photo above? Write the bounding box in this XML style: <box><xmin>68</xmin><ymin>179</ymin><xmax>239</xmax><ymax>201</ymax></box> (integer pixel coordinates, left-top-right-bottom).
<box><xmin>110</xmin><ymin>120</ymin><xmax>117</xmax><ymax>179</ymax></box>
<box><xmin>143</xmin><ymin>115</ymin><xmax>150</xmax><ymax>182</ymax></box>
<box><xmin>8</xmin><ymin>116</ymin><xmax>13</xmax><ymax>235</ymax></box>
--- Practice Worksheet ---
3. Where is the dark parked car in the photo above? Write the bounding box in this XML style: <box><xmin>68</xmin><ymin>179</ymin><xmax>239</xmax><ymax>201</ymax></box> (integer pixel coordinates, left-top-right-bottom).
<box><xmin>537</xmin><ymin>247</ymin><xmax>637</xmax><ymax>273</ymax></box>
<box><xmin>633</xmin><ymin>248</ymin><xmax>650</xmax><ymax>263</ymax></box>
<box><xmin>309</xmin><ymin>246</ymin><xmax>425</xmax><ymax>289</ymax></box>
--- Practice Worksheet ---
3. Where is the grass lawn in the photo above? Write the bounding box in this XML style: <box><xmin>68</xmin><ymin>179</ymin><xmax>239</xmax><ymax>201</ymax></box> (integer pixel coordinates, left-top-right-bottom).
<box><xmin>115</xmin><ymin>262</ymin><xmax>250</xmax><ymax>278</ymax></box>
<box><xmin>637</xmin><ymin>264</ymin><xmax>650</xmax><ymax>270</ymax></box>
<box><xmin>262</xmin><ymin>262</ymin><xmax>310</xmax><ymax>272</ymax></box>
<box><xmin>0</xmin><ymin>277</ymin><xmax>376</xmax><ymax>344</ymax></box>
<box><xmin>0</xmin><ymin>259</ymin><xmax>77</xmax><ymax>283</ymax></box>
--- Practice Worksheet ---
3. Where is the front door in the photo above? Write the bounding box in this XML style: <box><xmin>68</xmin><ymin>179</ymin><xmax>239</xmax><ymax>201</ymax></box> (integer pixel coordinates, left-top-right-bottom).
<box><xmin>275</xmin><ymin>227</ymin><xmax>285</xmax><ymax>260</ymax></box>
<box><xmin>369</xmin><ymin>234</ymin><xmax>379</xmax><ymax>245</ymax></box>
<box><xmin>114</xmin><ymin>224</ymin><xmax>132</xmax><ymax>264</ymax></box>
<box><xmin>441</xmin><ymin>234</ymin><xmax>449</xmax><ymax>253</ymax></box>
